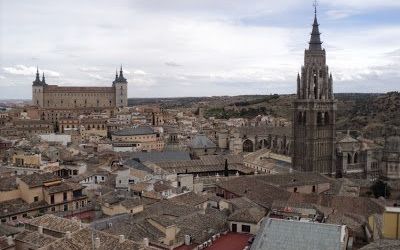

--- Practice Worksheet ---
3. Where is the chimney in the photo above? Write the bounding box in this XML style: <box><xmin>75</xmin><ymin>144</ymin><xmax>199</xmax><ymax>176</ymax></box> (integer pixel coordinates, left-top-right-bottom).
<box><xmin>7</xmin><ymin>236</ymin><xmax>14</xmax><ymax>246</ymax></box>
<box><xmin>94</xmin><ymin>237</ymin><xmax>101</xmax><ymax>249</ymax></box>
<box><xmin>143</xmin><ymin>238</ymin><xmax>149</xmax><ymax>247</ymax></box>
<box><xmin>66</xmin><ymin>231</ymin><xmax>72</xmax><ymax>239</ymax></box>
<box><xmin>38</xmin><ymin>226</ymin><xmax>43</xmax><ymax>235</ymax></box>
<box><xmin>119</xmin><ymin>235</ymin><xmax>125</xmax><ymax>243</ymax></box>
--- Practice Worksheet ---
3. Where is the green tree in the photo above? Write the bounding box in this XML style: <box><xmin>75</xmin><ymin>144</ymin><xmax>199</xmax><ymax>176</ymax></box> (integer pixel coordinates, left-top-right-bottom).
<box><xmin>371</xmin><ymin>180</ymin><xmax>391</xmax><ymax>198</ymax></box>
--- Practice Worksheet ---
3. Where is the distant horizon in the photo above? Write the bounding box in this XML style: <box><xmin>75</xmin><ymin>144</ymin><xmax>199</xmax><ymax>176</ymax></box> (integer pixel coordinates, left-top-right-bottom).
<box><xmin>0</xmin><ymin>91</ymin><xmax>390</xmax><ymax>102</ymax></box>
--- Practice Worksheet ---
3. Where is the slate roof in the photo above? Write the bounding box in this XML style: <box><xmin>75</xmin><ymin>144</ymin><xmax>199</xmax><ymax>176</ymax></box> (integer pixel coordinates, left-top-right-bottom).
<box><xmin>154</xmin><ymin>157</ymin><xmax>253</xmax><ymax>174</ymax></box>
<box><xmin>251</xmin><ymin>219</ymin><xmax>345</xmax><ymax>250</ymax></box>
<box><xmin>112</xmin><ymin>126</ymin><xmax>155</xmax><ymax>136</ymax></box>
<box><xmin>126</xmin><ymin>151</ymin><xmax>191</xmax><ymax>163</ymax></box>
<box><xmin>189</xmin><ymin>133</ymin><xmax>216</xmax><ymax>149</ymax></box>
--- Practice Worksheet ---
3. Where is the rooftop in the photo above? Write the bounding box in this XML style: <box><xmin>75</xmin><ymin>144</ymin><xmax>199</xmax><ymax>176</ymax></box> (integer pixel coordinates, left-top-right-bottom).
<box><xmin>19</xmin><ymin>173</ymin><xmax>61</xmax><ymax>188</ymax></box>
<box><xmin>251</xmin><ymin>219</ymin><xmax>346</xmax><ymax>250</ymax></box>
<box><xmin>189</xmin><ymin>133</ymin><xmax>216</xmax><ymax>149</ymax></box>
<box><xmin>113</xmin><ymin>126</ymin><xmax>155</xmax><ymax>136</ymax></box>
<box><xmin>26</xmin><ymin>215</ymin><xmax>83</xmax><ymax>233</ymax></box>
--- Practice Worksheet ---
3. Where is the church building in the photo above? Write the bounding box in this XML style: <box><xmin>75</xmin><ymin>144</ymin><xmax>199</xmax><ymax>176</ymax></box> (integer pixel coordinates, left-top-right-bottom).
<box><xmin>292</xmin><ymin>7</ymin><xmax>337</xmax><ymax>174</ymax></box>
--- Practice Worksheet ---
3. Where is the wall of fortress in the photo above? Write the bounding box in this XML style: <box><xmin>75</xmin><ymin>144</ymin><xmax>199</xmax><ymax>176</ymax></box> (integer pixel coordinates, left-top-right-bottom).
<box><xmin>37</xmin><ymin>85</ymin><xmax>116</xmax><ymax>109</ymax></box>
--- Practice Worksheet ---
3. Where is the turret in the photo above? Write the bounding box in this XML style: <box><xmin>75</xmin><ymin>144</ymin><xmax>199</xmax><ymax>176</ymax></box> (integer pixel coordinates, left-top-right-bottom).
<box><xmin>41</xmin><ymin>72</ymin><xmax>46</xmax><ymax>85</ymax></box>
<box><xmin>113</xmin><ymin>65</ymin><xmax>128</xmax><ymax>107</ymax></box>
<box><xmin>32</xmin><ymin>67</ymin><xmax>44</xmax><ymax>107</ymax></box>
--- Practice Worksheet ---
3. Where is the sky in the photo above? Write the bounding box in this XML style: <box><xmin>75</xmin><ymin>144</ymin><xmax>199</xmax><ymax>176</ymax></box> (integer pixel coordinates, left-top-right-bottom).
<box><xmin>1</xmin><ymin>0</ymin><xmax>400</xmax><ymax>99</ymax></box>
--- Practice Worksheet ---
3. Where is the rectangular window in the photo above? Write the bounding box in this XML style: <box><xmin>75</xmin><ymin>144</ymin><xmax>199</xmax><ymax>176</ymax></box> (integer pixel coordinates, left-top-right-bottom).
<box><xmin>50</xmin><ymin>194</ymin><xmax>55</xmax><ymax>204</ymax></box>
<box><xmin>64</xmin><ymin>204</ymin><xmax>68</xmax><ymax>211</ymax></box>
<box><xmin>11</xmin><ymin>216</ymin><xmax>17</xmax><ymax>221</ymax></box>
<box><xmin>241</xmin><ymin>225</ymin><xmax>251</xmax><ymax>233</ymax></box>
<box><xmin>63</xmin><ymin>192</ymin><xmax>68</xmax><ymax>201</ymax></box>
<box><xmin>34</xmin><ymin>196</ymin><xmax>39</xmax><ymax>202</ymax></box>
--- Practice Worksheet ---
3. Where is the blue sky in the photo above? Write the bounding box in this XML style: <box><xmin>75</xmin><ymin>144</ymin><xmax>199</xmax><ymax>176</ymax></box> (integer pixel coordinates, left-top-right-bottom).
<box><xmin>0</xmin><ymin>0</ymin><xmax>400</xmax><ymax>99</ymax></box>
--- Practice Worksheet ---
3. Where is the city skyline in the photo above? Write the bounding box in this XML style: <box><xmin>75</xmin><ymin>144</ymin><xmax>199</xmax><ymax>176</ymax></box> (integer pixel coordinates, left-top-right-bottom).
<box><xmin>1</xmin><ymin>0</ymin><xmax>400</xmax><ymax>99</ymax></box>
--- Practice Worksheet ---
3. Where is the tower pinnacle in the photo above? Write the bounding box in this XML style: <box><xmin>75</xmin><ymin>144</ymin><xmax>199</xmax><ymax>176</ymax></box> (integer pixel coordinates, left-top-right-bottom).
<box><xmin>42</xmin><ymin>72</ymin><xmax>46</xmax><ymax>85</ymax></box>
<box><xmin>309</xmin><ymin>1</ymin><xmax>322</xmax><ymax>50</ymax></box>
<box><xmin>33</xmin><ymin>67</ymin><xmax>42</xmax><ymax>86</ymax></box>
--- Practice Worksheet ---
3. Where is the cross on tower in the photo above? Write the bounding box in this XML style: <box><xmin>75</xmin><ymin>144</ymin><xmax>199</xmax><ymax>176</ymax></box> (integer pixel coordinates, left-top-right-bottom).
<box><xmin>313</xmin><ymin>0</ymin><xmax>318</xmax><ymax>14</ymax></box>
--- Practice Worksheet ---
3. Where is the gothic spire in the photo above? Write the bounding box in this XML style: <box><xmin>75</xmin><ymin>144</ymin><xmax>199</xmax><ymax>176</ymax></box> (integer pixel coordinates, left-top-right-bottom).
<box><xmin>119</xmin><ymin>65</ymin><xmax>124</xmax><ymax>78</ymax></box>
<box><xmin>41</xmin><ymin>72</ymin><xmax>46</xmax><ymax>85</ymax></box>
<box><xmin>309</xmin><ymin>1</ymin><xmax>322</xmax><ymax>50</ymax></box>
<box><xmin>117</xmin><ymin>65</ymin><xmax>127</xmax><ymax>83</ymax></box>
<box><xmin>33</xmin><ymin>67</ymin><xmax>42</xmax><ymax>86</ymax></box>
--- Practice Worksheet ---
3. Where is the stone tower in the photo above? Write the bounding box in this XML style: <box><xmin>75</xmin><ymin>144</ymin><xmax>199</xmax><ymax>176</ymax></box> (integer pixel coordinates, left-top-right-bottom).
<box><xmin>113</xmin><ymin>66</ymin><xmax>128</xmax><ymax>107</ymax></box>
<box><xmin>32</xmin><ymin>67</ymin><xmax>47</xmax><ymax>107</ymax></box>
<box><xmin>292</xmin><ymin>7</ymin><xmax>337</xmax><ymax>174</ymax></box>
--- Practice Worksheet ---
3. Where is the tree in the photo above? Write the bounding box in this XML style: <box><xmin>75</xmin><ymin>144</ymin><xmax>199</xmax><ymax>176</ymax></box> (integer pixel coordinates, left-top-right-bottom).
<box><xmin>224</xmin><ymin>159</ymin><xmax>229</xmax><ymax>177</ymax></box>
<box><xmin>371</xmin><ymin>180</ymin><xmax>391</xmax><ymax>198</ymax></box>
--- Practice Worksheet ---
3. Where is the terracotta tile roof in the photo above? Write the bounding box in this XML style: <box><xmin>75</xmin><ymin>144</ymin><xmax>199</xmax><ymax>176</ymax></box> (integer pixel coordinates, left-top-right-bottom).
<box><xmin>175</xmin><ymin>209</ymin><xmax>228</xmax><ymax>244</ymax></box>
<box><xmin>15</xmin><ymin>230</ymin><xmax>56</xmax><ymax>248</ymax></box>
<box><xmin>46</xmin><ymin>182</ymin><xmax>83</xmax><ymax>194</ymax></box>
<box><xmin>217</xmin><ymin>176</ymin><xmax>291</xmax><ymax>209</ymax></box>
<box><xmin>0</xmin><ymin>198</ymin><xmax>48</xmax><ymax>218</ymax></box>
<box><xmin>359</xmin><ymin>239</ymin><xmax>400</xmax><ymax>250</ymax></box>
<box><xmin>26</xmin><ymin>215</ymin><xmax>83</xmax><ymax>233</ymax></box>
<box><xmin>19</xmin><ymin>173</ymin><xmax>61</xmax><ymax>188</ymax></box>
<box><xmin>168</xmin><ymin>192</ymin><xmax>209</xmax><ymax>207</ymax></box>
<box><xmin>228</xmin><ymin>207</ymin><xmax>266</xmax><ymax>224</ymax></box>
<box><xmin>39</xmin><ymin>227</ymin><xmax>155</xmax><ymax>250</ymax></box>
<box><xmin>0</xmin><ymin>176</ymin><xmax>17</xmax><ymax>191</ymax></box>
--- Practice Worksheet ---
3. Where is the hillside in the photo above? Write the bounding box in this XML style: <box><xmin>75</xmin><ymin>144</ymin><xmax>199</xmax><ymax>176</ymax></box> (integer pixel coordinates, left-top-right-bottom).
<box><xmin>128</xmin><ymin>92</ymin><xmax>399</xmax><ymax>138</ymax></box>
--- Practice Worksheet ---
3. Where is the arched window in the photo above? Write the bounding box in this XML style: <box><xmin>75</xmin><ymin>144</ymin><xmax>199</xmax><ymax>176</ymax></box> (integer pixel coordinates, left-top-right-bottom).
<box><xmin>325</xmin><ymin>112</ymin><xmax>329</xmax><ymax>125</ymax></box>
<box><xmin>354</xmin><ymin>152</ymin><xmax>358</xmax><ymax>164</ymax></box>
<box><xmin>317</xmin><ymin>112</ymin><xmax>323</xmax><ymax>126</ymax></box>
<box><xmin>347</xmin><ymin>153</ymin><xmax>352</xmax><ymax>164</ymax></box>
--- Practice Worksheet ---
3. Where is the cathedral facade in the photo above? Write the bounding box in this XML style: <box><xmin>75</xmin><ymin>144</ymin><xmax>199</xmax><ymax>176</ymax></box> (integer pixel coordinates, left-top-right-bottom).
<box><xmin>292</xmin><ymin>9</ymin><xmax>337</xmax><ymax>174</ymax></box>
<box><xmin>32</xmin><ymin>67</ymin><xmax>128</xmax><ymax>109</ymax></box>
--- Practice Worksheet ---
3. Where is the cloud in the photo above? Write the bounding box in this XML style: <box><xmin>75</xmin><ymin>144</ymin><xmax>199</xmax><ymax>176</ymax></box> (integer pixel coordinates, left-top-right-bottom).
<box><xmin>79</xmin><ymin>67</ymin><xmax>101</xmax><ymax>72</ymax></box>
<box><xmin>133</xmin><ymin>70</ymin><xmax>147</xmax><ymax>75</ymax></box>
<box><xmin>325</xmin><ymin>10</ymin><xmax>360</xmax><ymax>20</ymax></box>
<box><xmin>0</xmin><ymin>75</ymin><xmax>5</xmax><ymax>79</ymax></box>
<box><xmin>165</xmin><ymin>61</ymin><xmax>182</xmax><ymax>67</ymax></box>
<box><xmin>3</xmin><ymin>65</ymin><xmax>60</xmax><ymax>77</ymax></box>
<box><xmin>87</xmin><ymin>73</ymin><xmax>105</xmax><ymax>80</ymax></box>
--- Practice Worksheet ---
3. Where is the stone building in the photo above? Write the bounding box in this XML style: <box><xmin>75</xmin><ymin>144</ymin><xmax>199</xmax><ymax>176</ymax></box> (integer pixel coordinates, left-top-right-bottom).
<box><xmin>111</xmin><ymin>125</ymin><xmax>164</xmax><ymax>152</ymax></box>
<box><xmin>32</xmin><ymin>66</ymin><xmax>128</xmax><ymax>109</ymax></box>
<box><xmin>292</xmin><ymin>8</ymin><xmax>336</xmax><ymax>174</ymax></box>
<box><xmin>335</xmin><ymin>131</ymin><xmax>381</xmax><ymax>178</ymax></box>
<box><xmin>381</xmin><ymin>133</ymin><xmax>400</xmax><ymax>179</ymax></box>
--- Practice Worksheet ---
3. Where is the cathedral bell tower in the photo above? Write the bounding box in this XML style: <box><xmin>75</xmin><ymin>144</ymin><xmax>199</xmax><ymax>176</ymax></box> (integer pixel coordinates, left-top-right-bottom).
<box><xmin>292</xmin><ymin>5</ymin><xmax>337</xmax><ymax>174</ymax></box>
